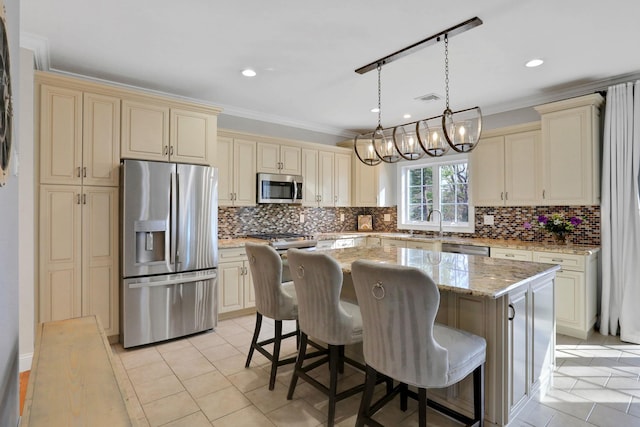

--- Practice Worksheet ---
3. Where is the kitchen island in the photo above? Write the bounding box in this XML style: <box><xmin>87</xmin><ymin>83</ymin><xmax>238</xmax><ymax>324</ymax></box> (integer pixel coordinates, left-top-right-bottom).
<box><xmin>297</xmin><ymin>246</ymin><xmax>560</xmax><ymax>427</ymax></box>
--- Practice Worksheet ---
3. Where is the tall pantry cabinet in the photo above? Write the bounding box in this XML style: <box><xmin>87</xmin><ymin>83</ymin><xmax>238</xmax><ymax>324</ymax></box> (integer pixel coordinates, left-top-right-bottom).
<box><xmin>37</xmin><ymin>74</ymin><xmax>121</xmax><ymax>337</ymax></box>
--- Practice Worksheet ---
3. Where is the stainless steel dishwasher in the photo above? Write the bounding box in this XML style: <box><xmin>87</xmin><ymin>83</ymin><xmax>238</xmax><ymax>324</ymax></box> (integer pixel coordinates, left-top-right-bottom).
<box><xmin>441</xmin><ymin>242</ymin><xmax>490</xmax><ymax>257</ymax></box>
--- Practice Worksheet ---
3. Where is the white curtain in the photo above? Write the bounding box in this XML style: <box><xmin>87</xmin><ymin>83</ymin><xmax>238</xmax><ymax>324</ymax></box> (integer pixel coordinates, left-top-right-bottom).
<box><xmin>600</xmin><ymin>81</ymin><xmax>640</xmax><ymax>343</ymax></box>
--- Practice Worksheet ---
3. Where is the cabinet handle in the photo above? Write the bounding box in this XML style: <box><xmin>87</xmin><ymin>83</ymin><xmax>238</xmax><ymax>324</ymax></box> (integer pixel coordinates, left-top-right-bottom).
<box><xmin>76</xmin><ymin>194</ymin><xmax>81</xmax><ymax>204</ymax></box>
<box><xmin>163</xmin><ymin>145</ymin><xmax>169</xmax><ymax>156</ymax></box>
<box><xmin>508</xmin><ymin>303</ymin><xmax>515</xmax><ymax>321</ymax></box>
<box><xmin>542</xmin><ymin>189</ymin><xmax>546</xmax><ymax>199</ymax></box>
<box><xmin>82</xmin><ymin>167</ymin><xmax>87</xmax><ymax>178</ymax></box>
<box><xmin>500</xmin><ymin>192</ymin><xmax>504</xmax><ymax>200</ymax></box>
<box><xmin>334</xmin><ymin>195</ymin><xmax>338</xmax><ymax>202</ymax></box>
<box><xmin>170</xmin><ymin>146</ymin><xmax>174</xmax><ymax>156</ymax></box>
<box><xmin>551</xmin><ymin>258</ymin><xmax>564</xmax><ymax>262</ymax></box>
<box><xmin>77</xmin><ymin>167</ymin><xmax>81</xmax><ymax>178</ymax></box>
<box><xmin>505</xmin><ymin>192</ymin><xmax>508</xmax><ymax>200</ymax></box>
<box><xmin>505</xmin><ymin>254</ymin><xmax>515</xmax><ymax>257</ymax></box>
<box><xmin>82</xmin><ymin>193</ymin><xmax>87</xmax><ymax>205</ymax></box>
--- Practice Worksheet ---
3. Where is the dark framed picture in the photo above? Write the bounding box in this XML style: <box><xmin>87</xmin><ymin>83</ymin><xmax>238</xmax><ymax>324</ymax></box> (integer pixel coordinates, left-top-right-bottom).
<box><xmin>0</xmin><ymin>7</ymin><xmax>12</xmax><ymax>187</ymax></box>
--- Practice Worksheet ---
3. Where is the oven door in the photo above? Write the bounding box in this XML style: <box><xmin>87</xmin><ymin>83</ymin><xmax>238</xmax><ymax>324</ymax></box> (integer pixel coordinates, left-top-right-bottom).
<box><xmin>257</xmin><ymin>173</ymin><xmax>303</xmax><ymax>204</ymax></box>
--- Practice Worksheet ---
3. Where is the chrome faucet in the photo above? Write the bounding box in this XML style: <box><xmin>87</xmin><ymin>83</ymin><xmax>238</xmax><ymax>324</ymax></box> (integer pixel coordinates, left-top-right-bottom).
<box><xmin>427</xmin><ymin>209</ymin><xmax>443</xmax><ymax>238</ymax></box>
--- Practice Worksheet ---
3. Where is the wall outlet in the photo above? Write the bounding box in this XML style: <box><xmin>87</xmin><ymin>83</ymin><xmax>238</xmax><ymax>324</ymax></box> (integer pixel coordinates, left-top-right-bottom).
<box><xmin>383</xmin><ymin>214</ymin><xmax>391</xmax><ymax>222</ymax></box>
<box><xmin>483</xmin><ymin>215</ymin><xmax>495</xmax><ymax>225</ymax></box>
<box><xmin>299</xmin><ymin>214</ymin><xmax>305</xmax><ymax>223</ymax></box>
<box><xmin>340</xmin><ymin>213</ymin><xmax>345</xmax><ymax>222</ymax></box>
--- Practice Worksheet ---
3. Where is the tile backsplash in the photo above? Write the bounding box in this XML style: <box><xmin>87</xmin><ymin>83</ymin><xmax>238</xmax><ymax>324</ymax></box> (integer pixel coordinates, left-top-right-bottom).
<box><xmin>219</xmin><ymin>205</ymin><xmax>600</xmax><ymax>246</ymax></box>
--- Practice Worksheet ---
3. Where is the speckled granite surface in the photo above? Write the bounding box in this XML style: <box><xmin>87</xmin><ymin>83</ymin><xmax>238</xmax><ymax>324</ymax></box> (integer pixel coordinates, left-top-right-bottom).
<box><xmin>292</xmin><ymin>246</ymin><xmax>560</xmax><ymax>299</ymax></box>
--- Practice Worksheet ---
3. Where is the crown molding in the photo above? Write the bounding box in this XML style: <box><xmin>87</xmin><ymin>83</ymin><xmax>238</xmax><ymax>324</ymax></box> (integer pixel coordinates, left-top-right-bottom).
<box><xmin>20</xmin><ymin>32</ymin><xmax>49</xmax><ymax>70</ymax></box>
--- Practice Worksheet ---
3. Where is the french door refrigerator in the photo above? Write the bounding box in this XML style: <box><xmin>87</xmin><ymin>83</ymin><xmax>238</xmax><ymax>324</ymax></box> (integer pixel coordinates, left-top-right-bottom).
<box><xmin>120</xmin><ymin>159</ymin><xmax>218</xmax><ymax>348</ymax></box>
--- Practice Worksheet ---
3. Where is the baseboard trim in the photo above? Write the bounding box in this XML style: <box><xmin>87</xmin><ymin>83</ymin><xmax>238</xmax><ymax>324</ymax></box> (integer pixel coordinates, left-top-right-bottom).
<box><xmin>19</xmin><ymin>352</ymin><xmax>33</xmax><ymax>372</ymax></box>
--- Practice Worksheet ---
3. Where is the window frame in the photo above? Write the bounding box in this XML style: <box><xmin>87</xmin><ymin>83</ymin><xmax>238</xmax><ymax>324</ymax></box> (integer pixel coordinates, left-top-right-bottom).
<box><xmin>397</xmin><ymin>153</ymin><xmax>475</xmax><ymax>233</ymax></box>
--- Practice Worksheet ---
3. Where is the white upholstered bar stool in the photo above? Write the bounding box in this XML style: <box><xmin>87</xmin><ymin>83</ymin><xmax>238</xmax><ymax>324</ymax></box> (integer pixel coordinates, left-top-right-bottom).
<box><xmin>286</xmin><ymin>248</ymin><xmax>370</xmax><ymax>427</ymax></box>
<box><xmin>351</xmin><ymin>260</ymin><xmax>486</xmax><ymax>427</ymax></box>
<box><xmin>244</xmin><ymin>242</ymin><xmax>300</xmax><ymax>390</ymax></box>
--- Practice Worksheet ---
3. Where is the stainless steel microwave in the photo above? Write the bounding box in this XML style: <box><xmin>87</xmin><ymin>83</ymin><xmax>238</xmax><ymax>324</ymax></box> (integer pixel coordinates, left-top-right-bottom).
<box><xmin>257</xmin><ymin>173</ymin><xmax>303</xmax><ymax>204</ymax></box>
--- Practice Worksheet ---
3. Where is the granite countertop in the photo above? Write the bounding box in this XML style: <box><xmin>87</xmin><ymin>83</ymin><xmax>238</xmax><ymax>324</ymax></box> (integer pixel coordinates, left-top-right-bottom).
<box><xmin>218</xmin><ymin>237</ymin><xmax>268</xmax><ymax>249</ymax></box>
<box><xmin>295</xmin><ymin>246</ymin><xmax>560</xmax><ymax>299</ymax></box>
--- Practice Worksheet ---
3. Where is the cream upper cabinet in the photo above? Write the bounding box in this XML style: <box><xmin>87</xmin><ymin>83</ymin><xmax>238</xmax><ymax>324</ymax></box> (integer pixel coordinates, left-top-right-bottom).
<box><xmin>122</xmin><ymin>99</ymin><xmax>218</xmax><ymax>166</ymax></box>
<box><xmin>471</xmin><ymin>124</ymin><xmax>540</xmax><ymax>206</ymax></box>
<box><xmin>217</xmin><ymin>136</ymin><xmax>256</xmax><ymax>207</ymax></box>
<box><xmin>39</xmin><ymin>85</ymin><xmax>120</xmax><ymax>186</ymax></box>
<box><xmin>535</xmin><ymin>93</ymin><xmax>604</xmax><ymax>205</ymax></box>
<box><xmin>39</xmin><ymin>185</ymin><xmax>119</xmax><ymax>337</ymax></box>
<box><xmin>121</xmin><ymin>99</ymin><xmax>170</xmax><ymax>162</ymax></box>
<box><xmin>257</xmin><ymin>142</ymin><xmax>301</xmax><ymax>175</ymax></box>
<box><xmin>302</xmin><ymin>149</ymin><xmax>350</xmax><ymax>207</ymax></box>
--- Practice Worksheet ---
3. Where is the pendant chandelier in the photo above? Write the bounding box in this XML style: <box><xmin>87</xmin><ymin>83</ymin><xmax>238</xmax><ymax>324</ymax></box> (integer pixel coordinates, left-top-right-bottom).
<box><xmin>353</xmin><ymin>17</ymin><xmax>483</xmax><ymax>166</ymax></box>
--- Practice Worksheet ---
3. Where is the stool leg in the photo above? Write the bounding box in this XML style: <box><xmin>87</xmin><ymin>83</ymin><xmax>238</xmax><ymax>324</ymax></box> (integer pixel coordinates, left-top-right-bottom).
<box><xmin>245</xmin><ymin>313</ymin><xmax>262</xmax><ymax>368</ymax></box>
<box><xmin>338</xmin><ymin>345</ymin><xmax>345</xmax><ymax>374</ymax></box>
<box><xmin>287</xmin><ymin>332</ymin><xmax>308</xmax><ymax>400</ymax></box>
<box><xmin>418</xmin><ymin>388</ymin><xmax>427</xmax><ymax>427</ymax></box>
<box><xmin>269</xmin><ymin>320</ymin><xmax>283</xmax><ymax>390</ymax></box>
<box><xmin>328</xmin><ymin>345</ymin><xmax>340</xmax><ymax>427</ymax></box>
<box><xmin>474</xmin><ymin>364</ymin><xmax>485</xmax><ymax>427</ymax></box>
<box><xmin>355</xmin><ymin>365</ymin><xmax>378</xmax><ymax>427</ymax></box>
<box><xmin>400</xmin><ymin>383</ymin><xmax>408</xmax><ymax>411</ymax></box>
<box><xmin>295</xmin><ymin>319</ymin><xmax>300</xmax><ymax>349</ymax></box>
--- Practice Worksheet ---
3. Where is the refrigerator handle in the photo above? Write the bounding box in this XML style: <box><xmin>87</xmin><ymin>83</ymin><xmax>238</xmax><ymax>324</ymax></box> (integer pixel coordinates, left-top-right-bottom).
<box><xmin>175</xmin><ymin>172</ymin><xmax>180</xmax><ymax>262</ymax></box>
<box><xmin>170</xmin><ymin>171</ymin><xmax>177</xmax><ymax>266</ymax></box>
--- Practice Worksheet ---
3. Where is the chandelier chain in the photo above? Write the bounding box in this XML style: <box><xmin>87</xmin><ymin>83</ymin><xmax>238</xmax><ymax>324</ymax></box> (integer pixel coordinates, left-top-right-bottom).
<box><xmin>444</xmin><ymin>34</ymin><xmax>450</xmax><ymax>110</ymax></box>
<box><xmin>377</xmin><ymin>63</ymin><xmax>382</xmax><ymax>127</ymax></box>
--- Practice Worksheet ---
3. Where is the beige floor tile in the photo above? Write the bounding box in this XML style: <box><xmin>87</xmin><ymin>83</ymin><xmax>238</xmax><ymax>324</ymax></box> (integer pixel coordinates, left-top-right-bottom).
<box><xmin>211</xmin><ymin>404</ymin><xmax>276</xmax><ymax>427</ymax></box>
<box><xmin>244</xmin><ymin>384</ymin><xmax>292</xmax><ymax>414</ymax></box>
<box><xmin>189</xmin><ymin>331</ymin><xmax>227</xmax><ymax>350</ymax></box>
<box><xmin>200</xmin><ymin>343</ymin><xmax>242</xmax><ymax>362</ymax></box>
<box><xmin>215</xmin><ymin>321</ymin><xmax>249</xmax><ymax>338</ymax></box>
<box><xmin>546</xmin><ymin>411</ymin><xmax>596</xmax><ymax>427</ymax></box>
<box><xmin>195</xmin><ymin>386</ymin><xmax>252</xmax><ymax>421</ymax></box>
<box><xmin>587</xmin><ymin>403</ymin><xmax>640</xmax><ymax>427</ymax></box>
<box><xmin>629</xmin><ymin>396</ymin><xmax>640</xmax><ymax>417</ymax></box>
<box><xmin>213</xmin><ymin>353</ymin><xmax>250</xmax><ymax>376</ymax></box>
<box><xmin>182</xmin><ymin>370</ymin><xmax>234</xmax><ymax>398</ymax></box>
<box><xmin>516</xmin><ymin>399</ymin><xmax>558</xmax><ymax>427</ymax></box>
<box><xmin>266</xmin><ymin>399</ymin><xmax>327</xmax><ymax>427</ymax></box>
<box><xmin>133</xmin><ymin>374</ymin><xmax>185</xmax><ymax>404</ymax></box>
<box><xmin>156</xmin><ymin>338</ymin><xmax>193</xmax><ymax>354</ymax></box>
<box><xmin>605</xmin><ymin>376</ymin><xmax>640</xmax><ymax>398</ymax></box>
<box><xmin>572</xmin><ymin>379</ymin><xmax>631</xmax><ymax>412</ymax></box>
<box><xmin>128</xmin><ymin>360</ymin><xmax>175</xmax><ymax>386</ymax></box>
<box><xmin>227</xmin><ymin>367</ymin><xmax>272</xmax><ymax>392</ymax></box>
<box><xmin>136</xmin><ymin>416</ymin><xmax>150</xmax><ymax>427</ymax></box>
<box><xmin>142</xmin><ymin>390</ymin><xmax>199</xmax><ymax>427</ymax></box>
<box><xmin>120</xmin><ymin>346</ymin><xmax>164</xmax><ymax>370</ymax></box>
<box><xmin>161</xmin><ymin>345</ymin><xmax>204</xmax><ymax>365</ymax></box>
<box><xmin>223</xmin><ymin>330</ymin><xmax>254</xmax><ymax>347</ymax></box>
<box><xmin>539</xmin><ymin>387</ymin><xmax>595</xmax><ymax>420</ymax></box>
<box><xmin>396</xmin><ymin>406</ymin><xmax>463</xmax><ymax>426</ymax></box>
<box><xmin>237</xmin><ymin>342</ymin><xmax>272</xmax><ymax>366</ymax></box>
<box><xmin>160</xmin><ymin>411</ymin><xmax>212</xmax><ymax>427</ymax></box>
<box><xmin>167</xmin><ymin>354</ymin><xmax>217</xmax><ymax>381</ymax></box>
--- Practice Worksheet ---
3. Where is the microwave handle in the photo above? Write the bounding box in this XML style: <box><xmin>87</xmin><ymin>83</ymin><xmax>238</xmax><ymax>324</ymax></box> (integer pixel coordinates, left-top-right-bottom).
<box><xmin>293</xmin><ymin>179</ymin><xmax>298</xmax><ymax>201</ymax></box>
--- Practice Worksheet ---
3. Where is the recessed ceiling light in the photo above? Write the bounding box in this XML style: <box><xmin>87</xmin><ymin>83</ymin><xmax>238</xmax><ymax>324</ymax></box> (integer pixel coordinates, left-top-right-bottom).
<box><xmin>371</xmin><ymin>107</ymin><xmax>380</xmax><ymax>113</ymax></box>
<box><xmin>525</xmin><ymin>59</ymin><xmax>544</xmax><ymax>68</ymax></box>
<box><xmin>241</xmin><ymin>69</ymin><xmax>257</xmax><ymax>77</ymax></box>
<box><xmin>403</xmin><ymin>114</ymin><xmax>411</xmax><ymax>119</ymax></box>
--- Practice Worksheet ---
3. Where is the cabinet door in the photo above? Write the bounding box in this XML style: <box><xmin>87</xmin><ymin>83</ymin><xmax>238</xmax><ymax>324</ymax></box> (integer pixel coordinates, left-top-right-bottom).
<box><xmin>169</xmin><ymin>108</ymin><xmax>216</xmax><ymax>165</ymax></box>
<box><xmin>531</xmin><ymin>279</ymin><xmax>554</xmax><ymax>390</ymax></box>
<box><xmin>39</xmin><ymin>185</ymin><xmax>82</xmax><ymax>323</ymax></box>
<box><xmin>217</xmin><ymin>137</ymin><xmax>234</xmax><ymax>207</ymax></box>
<box><xmin>508</xmin><ymin>288</ymin><xmax>528</xmax><ymax>413</ymax></box>
<box><xmin>121</xmin><ymin>99</ymin><xmax>170</xmax><ymax>161</ymax></box>
<box><xmin>318</xmin><ymin>151</ymin><xmax>335</xmax><ymax>206</ymax></box>
<box><xmin>471</xmin><ymin>135</ymin><xmax>505</xmax><ymax>206</ymax></box>
<box><xmin>244</xmin><ymin>262</ymin><xmax>256</xmax><ymax>308</ymax></box>
<box><xmin>381</xmin><ymin>238</ymin><xmax>404</xmax><ymax>250</ymax></box>
<box><xmin>302</xmin><ymin>148</ymin><xmax>319</xmax><ymax>206</ymax></box>
<box><xmin>233</xmin><ymin>139</ymin><xmax>257</xmax><ymax>206</ymax></box>
<box><xmin>554</xmin><ymin>270</ymin><xmax>585</xmax><ymax>332</ymax></box>
<box><xmin>280</xmin><ymin>145</ymin><xmax>302</xmax><ymax>175</ymax></box>
<box><xmin>83</xmin><ymin>93</ymin><xmax>121</xmax><ymax>186</ymax></box>
<box><xmin>334</xmin><ymin>153</ymin><xmax>351</xmax><ymax>206</ymax></box>
<box><xmin>256</xmin><ymin>142</ymin><xmax>281</xmax><ymax>173</ymax></box>
<box><xmin>39</xmin><ymin>85</ymin><xmax>83</xmax><ymax>185</ymax></box>
<box><xmin>505</xmin><ymin>130</ymin><xmax>540</xmax><ymax>206</ymax></box>
<box><xmin>541</xmin><ymin>106</ymin><xmax>596</xmax><ymax>205</ymax></box>
<box><xmin>354</xmin><ymin>159</ymin><xmax>379</xmax><ymax>207</ymax></box>
<box><xmin>82</xmin><ymin>187</ymin><xmax>119</xmax><ymax>336</ymax></box>
<box><xmin>218</xmin><ymin>261</ymin><xmax>244</xmax><ymax>313</ymax></box>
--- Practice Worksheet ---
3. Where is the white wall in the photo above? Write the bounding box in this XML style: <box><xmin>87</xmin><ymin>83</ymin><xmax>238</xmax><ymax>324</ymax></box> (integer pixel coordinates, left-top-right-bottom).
<box><xmin>18</xmin><ymin>48</ymin><xmax>34</xmax><ymax>373</ymax></box>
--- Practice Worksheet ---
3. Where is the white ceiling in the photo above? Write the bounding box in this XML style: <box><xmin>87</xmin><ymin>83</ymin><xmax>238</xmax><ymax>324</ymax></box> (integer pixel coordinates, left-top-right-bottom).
<box><xmin>20</xmin><ymin>0</ymin><xmax>640</xmax><ymax>138</ymax></box>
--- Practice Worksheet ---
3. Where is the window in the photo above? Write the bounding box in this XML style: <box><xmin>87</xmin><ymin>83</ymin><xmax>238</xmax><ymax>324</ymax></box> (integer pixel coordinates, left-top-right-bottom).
<box><xmin>398</xmin><ymin>154</ymin><xmax>474</xmax><ymax>233</ymax></box>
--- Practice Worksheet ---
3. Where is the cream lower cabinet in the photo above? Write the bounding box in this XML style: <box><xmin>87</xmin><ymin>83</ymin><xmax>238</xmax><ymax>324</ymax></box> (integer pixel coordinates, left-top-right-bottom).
<box><xmin>218</xmin><ymin>248</ymin><xmax>255</xmax><ymax>316</ymax></box>
<box><xmin>217</xmin><ymin>136</ymin><xmax>256</xmax><ymax>206</ymax></box>
<box><xmin>532</xmin><ymin>251</ymin><xmax>598</xmax><ymax>339</ymax></box>
<box><xmin>491</xmin><ymin>247</ymin><xmax>533</xmax><ymax>262</ymax></box>
<box><xmin>39</xmin><ymin>185</ymin><xmax>119</xmax><ymax>337</ymax></box>
<box><xmin>432</xmin><ymin>273</ymin><xmax>555</xmax><ymax>426</ymax></box>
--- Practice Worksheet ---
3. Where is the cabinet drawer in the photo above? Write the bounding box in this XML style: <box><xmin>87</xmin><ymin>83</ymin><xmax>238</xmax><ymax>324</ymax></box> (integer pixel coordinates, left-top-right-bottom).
<box><xmin>316</xmin><ymin>240</ymin><xmax>336</xmax><ymax>250</ymax></box>
<box><xmin>491</xmin><ymin>248</ymin><xmax>532</xmax><ymax>262</ymax></box>
<box><xmin>532</xmin><ymin>251</ymin><xmax>585</xmax><ymax>271</ymax></box>
<box><xmin>334</xmin><ymin>238</ymin><xmax>354</xmax><ymax>249</ymax></box>
<box><xmin>406</xmin><ymin>240</ymin><xmax>438</xmax><ymax>251</ymax></box>
<box><xmin>219</xmin><ymin>247</ymin><xmax>248</xmax><ymax>262</ymax></box>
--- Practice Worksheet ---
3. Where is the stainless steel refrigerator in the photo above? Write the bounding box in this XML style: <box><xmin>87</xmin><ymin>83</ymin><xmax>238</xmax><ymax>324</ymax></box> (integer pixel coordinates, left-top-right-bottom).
<box><xmin>120</xmin><ymin>159</ymin><xmax>218</xmax><ymax>348</ymax></box>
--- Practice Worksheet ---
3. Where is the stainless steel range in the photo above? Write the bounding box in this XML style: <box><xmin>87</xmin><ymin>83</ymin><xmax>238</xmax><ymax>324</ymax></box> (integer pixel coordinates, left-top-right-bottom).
<box><xmin>247</xmin><ymin>233</ymin><xmax>317</xmax><ymax>251</ymax></box>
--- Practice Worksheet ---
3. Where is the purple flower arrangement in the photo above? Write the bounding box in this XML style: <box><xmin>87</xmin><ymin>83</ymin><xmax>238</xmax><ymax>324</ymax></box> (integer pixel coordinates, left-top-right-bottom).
<box><xmin>523</xmin><ymin>213</ymin><xmax>583</xmax><ymax>240</ymax></box>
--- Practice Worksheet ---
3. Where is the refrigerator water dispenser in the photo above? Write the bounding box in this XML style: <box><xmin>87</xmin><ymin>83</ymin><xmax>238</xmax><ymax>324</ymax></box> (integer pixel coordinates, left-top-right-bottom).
<box><xmin>134</xmin><ymin>220</ymin><xmax>166</xmax><ymax>264</ymax></box>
